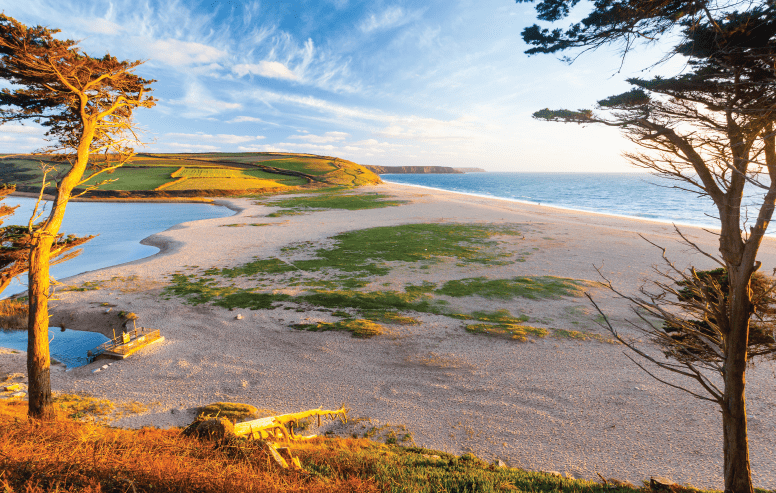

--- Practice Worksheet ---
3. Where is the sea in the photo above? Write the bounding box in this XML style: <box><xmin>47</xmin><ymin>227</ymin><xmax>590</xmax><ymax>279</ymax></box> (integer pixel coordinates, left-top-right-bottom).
<box><xmin>383</xmin><ymin>172</ymin><xmax>773</xmax><ymax>233</ymax></box>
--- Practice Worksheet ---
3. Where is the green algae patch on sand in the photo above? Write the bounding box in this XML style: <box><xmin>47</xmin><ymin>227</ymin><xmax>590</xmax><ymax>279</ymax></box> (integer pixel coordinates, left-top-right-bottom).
<box><xmin>293</xmin><ymin>319</ymin><xmax>386</xmax><ymax>338</ymax></box>
<box><xmin>466</xmin><ymin>323</ymin><xmax>549</xmax><ymax>341</ymax></box>
<box><xmin>361</xmin><ymin>310</ymin><xmax>421</xmax><ymax>325</ymax></box>
<box><xmin>299</xmin><ymin>289</ymin><xmax>441</xmax><ymax>314</ymax></box>
<box><xmin>163</xmin><ymin>274</ymin><xmax>238</xmax><ymax>305</ymax></box>
<box><xmin>436</xmin><ymin>276</ymin><xmax>588</xmax><ymax>300</ymax></box>
<box><xmin>291</xmin><ymin>223</ymin><xmax>525</xmax><ymax>277</ymax></box>
<box><xmin>213</xmin><ymin>291</ymin><xmax>290</xmax><ymax>310</ymax></box>
<box><xmin>449</xmin><ymin>309</ymin><xmax>530</xmax><ymax>324</ymax></box>
<box><xmin>220</xmin><ymin>258</ymin><xmax>298</xmax><ymax>278</ymax></box>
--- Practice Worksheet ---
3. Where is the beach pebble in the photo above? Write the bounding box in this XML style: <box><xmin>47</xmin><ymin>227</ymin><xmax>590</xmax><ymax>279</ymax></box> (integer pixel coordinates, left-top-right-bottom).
<box><xmin>101</xmin><ymin>364</ymin><xmax>109</xmax><ymax>369</ymax></box>
<box><xmin>235</xmin><ymin>314</ymin><xmax>243</xmax><ymax>320</ymax></box>
<box><xmin>93</xmin><ymin>369</ymin><xmax>101</xmax><ymax>373</ymax></box>
<box><xmin>650</xmin><ymin>477</ymin><xmax>677</xmax><ymax>490</ymax></box>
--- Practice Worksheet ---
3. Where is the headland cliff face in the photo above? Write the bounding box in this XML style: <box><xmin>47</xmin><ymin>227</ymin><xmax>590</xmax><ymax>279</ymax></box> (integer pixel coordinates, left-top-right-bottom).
<box><xmin>363</xmin><ymin>165</ymin><xmax>463</xmax><ymax>174</ymax></box>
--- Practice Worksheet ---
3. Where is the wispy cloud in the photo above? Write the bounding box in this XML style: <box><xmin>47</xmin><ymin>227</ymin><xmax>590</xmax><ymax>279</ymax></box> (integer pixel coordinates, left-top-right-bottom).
<box><xmin>233</xmin><ymin>61</ymin><xmax>297</xmax><ymax>80</ymax></box>
<box><xmin>288</xmin><ymin>131</ymin><xmax>348</xmax><ymax>143</ymax></box>
<box><xmin>163</xmin><ymin>143</ymin><xmax>221</xmax><ymax>152</ymax></box>
<box><xmin>0</xmin><ymin>124</ymin><xmax>44</xmax><ymax>135</ymax></box>
<box><xmin>359</xmin><ymin>6</ymin><xmax>422</xmax><ymax>33</ymax></box>
<box><xmin>166</xmin><ymin>83</ymin><xmax>242</xmax><ymax>118</ymax></box>
<box><xmin>140</xmin><ymin>38</ymin><xmax>227</xmax><ymax>67</ymax></box>
<box><xmin>237</xmin><ymin>144</ymin><xmax>293</xmax><ymax>152</ymax></box>
<box><xmin>226</xmin><ymin>116</ymin><xmax>282</xmax><ymax>125</ymax></box>
<box><xmin>165</xmin><ymin>133</ymin><xmax>264</xmax><ymax>144</ymax></box>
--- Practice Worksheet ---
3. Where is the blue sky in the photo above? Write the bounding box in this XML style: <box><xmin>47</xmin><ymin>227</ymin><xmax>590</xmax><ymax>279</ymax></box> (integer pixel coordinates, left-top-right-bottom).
<box><xmin>0</xmin><ymin>0</ymin><xmax>677</xmax><ymax>172</ymax></box>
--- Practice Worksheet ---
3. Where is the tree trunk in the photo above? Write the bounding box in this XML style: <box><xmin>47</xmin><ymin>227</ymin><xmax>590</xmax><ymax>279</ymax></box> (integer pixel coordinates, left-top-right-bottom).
<box><xmin>722</xmin><ymin>267</ymin><xmax>754</xmax><ymax>493</ymax></box>
<box><xmin>26</xmin><ymin>233</ymin><xmax>55</xmax><ymax>420</ymax></box>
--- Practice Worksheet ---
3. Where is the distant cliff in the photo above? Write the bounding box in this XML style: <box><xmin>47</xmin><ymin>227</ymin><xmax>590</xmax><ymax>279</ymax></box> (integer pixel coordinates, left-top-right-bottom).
<box><xmin>454</xmin><ymin>167</ymin><xmax>486</xmax><ymax>173</ymax></box>
<box><xmin>363</xmin><ymin>165</ymin><xmax>463</xmax><ymax>174</ymax></box>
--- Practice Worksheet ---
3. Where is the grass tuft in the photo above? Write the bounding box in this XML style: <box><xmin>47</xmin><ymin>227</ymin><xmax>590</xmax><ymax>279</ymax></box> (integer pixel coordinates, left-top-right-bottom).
<box><xmin>465</xmin><ymin>323</ymin><xmax>549</xmax><ymax>341</ymax></box>
<box><xmin>293</xmin><ymin>319</ymin><xmax>386</xmax><ymax>338</ymax></box>
<box><xmin>197</xmin><ymin>402</ymin><xmax>261</xmax><ymax>421</ymax></box>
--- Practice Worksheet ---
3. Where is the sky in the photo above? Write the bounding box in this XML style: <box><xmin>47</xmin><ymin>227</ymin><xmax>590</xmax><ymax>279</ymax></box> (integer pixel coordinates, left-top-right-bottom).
<box><xmin>0</xmin><ymin>0</ymin><xmax>684</xmax><ymax>172</ymax></box>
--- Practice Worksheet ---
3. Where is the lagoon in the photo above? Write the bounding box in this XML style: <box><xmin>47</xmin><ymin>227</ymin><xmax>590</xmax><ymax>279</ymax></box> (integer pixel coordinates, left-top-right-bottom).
<box><xmin>1</xmin><ymin>198</ymin><xmax>234</xmax><ymax>296</ymax></box>
<box><xmin>0</xmin><ymin>328</ymin><xmax>109</xmax><ymax>369</ymax></box>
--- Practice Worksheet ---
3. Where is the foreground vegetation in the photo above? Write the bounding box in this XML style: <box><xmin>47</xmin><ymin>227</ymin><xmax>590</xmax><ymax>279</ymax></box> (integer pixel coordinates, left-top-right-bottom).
<box><xmin>0</xmin><ymin>398</ymin><xmax>713</xmax><ymax>493</ymax></box>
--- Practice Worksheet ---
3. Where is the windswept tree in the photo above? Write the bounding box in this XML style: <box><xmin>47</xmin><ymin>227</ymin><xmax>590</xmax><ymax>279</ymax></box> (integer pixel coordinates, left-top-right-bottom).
<box><xmin>0</xmin><ymin>14</ymin><xmax>155</xmax><ymax>419</ymax></box>
<box><xmin>0</xmin><ymin>180</ymin><xmax>93</xmax><ymax>298</ymax></box>
<box><xmin>518</xmin><ymin>1</ymin><xmax>776</xmax><ymax>492</ymax></box>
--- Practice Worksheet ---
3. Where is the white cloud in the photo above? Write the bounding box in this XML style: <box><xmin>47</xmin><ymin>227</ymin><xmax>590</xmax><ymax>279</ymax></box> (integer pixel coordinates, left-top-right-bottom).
<box><xmin>162</xmin><ymin>143</ymin><xmax>220</xmax><ymax>151</ymax></box>
<box><xmin>72</xmin><ymin>17</ymin><xmax>125</xmax><ymax>35</ymax></box>
<box><xmin>228</xmin><ymin>116</ymin><xmax>265</xmax><ymax>123</ymax></box>
<box><xmin>275</xmin><ymin>142</ymin><xmax>338</xmax><ymax>152</ymax></box>
<box><xmin>0</xmin><ymin>124</ymin><xmax>43</xmax><ymax>135</ymax></box>
<box><xmin>168</xmin><ymin>83</ymin><xmax>242</xmax><ymax>117</ymax></box>
<box><xmin>288</xmin><ymin>131</ymin><xmax>349</xmax><ymax>143</ymax></box>
<box><xmin>240</xmin><ymin>88</ymin><xmax>490</xmax><ymax>144</ymax></box>
<box><xmin>237</xmin><ymin>144</ymin><xmax>292</xmax><ymax>152</ymax></box>
<box><xmin>233</xmin><ymin>61</ymin><xmax>297</xmax><ymax>80</ymax></box>
<box><xmin>144</xmin><ymin>38</ymin><xmax>227</xmax><ymax>67</ymax></box>
<box><xmin>165</xmin><ymin>133</ymin><xmax>264</xmax><ymax>144</ymax></box>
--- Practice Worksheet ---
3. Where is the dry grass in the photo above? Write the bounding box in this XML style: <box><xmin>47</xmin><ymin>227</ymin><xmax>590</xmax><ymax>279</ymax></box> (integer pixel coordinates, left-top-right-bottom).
<box><xmin>0</xmin><ymin>299</ymin><xmax>27</xmax><ymax>331</ymax></box>
<box><xmin>0</xmin><ymin>399</ymin><xmax>379</xmax><ymax>493</ymax></box>
<box><xmin>164</xmin><ymin>177</ymin><xmax>288</xmax><ymax>191</ymax></box>
<box><xmin>155</xmin><ymin>176</ymin><xmax>188</xmax><ymax>190</ymax></box>
<box><xmin>173</xmin><ymin>168</ymin><xmax>243</xmax><ymax>178</ymax></box>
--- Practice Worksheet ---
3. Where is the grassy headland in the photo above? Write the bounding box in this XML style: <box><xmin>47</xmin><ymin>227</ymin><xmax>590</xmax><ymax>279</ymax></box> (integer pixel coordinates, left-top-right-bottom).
<box><xmin>0</xmin><ymin>152</ymin><xmax>381</xmax><ymax>198</ymax></box>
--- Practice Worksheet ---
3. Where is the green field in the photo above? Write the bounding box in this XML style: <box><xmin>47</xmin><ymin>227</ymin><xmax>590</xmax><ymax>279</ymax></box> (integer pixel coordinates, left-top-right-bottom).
<box><xmin>79</xmin><ymin>167</ymin><xmax>179</xmax><ymax>190</ymax></box>
<box><xmin>0</xmin><ymin>152</ymin><xmax>380</xmax><ymax>195</ymax></box>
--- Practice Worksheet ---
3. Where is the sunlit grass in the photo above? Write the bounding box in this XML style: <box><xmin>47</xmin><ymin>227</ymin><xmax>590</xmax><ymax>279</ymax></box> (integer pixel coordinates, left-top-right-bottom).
<box><xmin>0</xmin><ymin>399</ymin><xmax>666</xmax><ymax>493</ymax></box>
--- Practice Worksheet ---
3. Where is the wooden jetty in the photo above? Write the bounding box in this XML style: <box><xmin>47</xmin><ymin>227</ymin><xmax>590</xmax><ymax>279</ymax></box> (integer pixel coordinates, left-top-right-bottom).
<box><xmin>89</xmin><ymin>328</ymin><xmax>164</xmax><ymax>361</ymax></box>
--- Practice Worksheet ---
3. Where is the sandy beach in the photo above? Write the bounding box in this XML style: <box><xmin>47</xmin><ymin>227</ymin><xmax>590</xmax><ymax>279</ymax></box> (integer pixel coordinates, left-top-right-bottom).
<box><xmin>3</xmin><ymin>182</ymin><xmax>776</xmax><ymax>489</ymax></box>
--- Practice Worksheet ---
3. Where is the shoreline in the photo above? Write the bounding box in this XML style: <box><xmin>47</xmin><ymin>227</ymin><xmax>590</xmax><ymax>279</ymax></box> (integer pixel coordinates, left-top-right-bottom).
<box><xmin>11</xmin><ymin>191</ymin><xmax>218</xmax><ymax>204</ymax></box>
<box><xmin>3</xmin><ymin>182</ymin><xmax>776</xmax><ymax>489</ymax></box>
<box><xmin>381</xmin><ymin>179</ymin><xmax>727</xmax><ymax>234</ymax></box>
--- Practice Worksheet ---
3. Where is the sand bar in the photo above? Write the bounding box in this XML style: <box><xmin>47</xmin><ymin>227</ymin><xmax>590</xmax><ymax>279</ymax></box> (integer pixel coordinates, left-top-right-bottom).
<box><xmin>3</xmin><ymin>182</ymin><xmax>776</xmax><ymax>489</ymax></box>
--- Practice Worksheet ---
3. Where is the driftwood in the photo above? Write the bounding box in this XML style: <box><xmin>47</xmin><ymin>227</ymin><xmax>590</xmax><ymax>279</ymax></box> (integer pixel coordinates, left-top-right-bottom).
<box><xmin>184</xmin><ymin>407</ymin><xmax>348</xmax><ymax>472</ymax></box>
<box><xmin>233</xmin><ymin>407</ymin><xmax>347</xmax><ymax>441</ymax></box>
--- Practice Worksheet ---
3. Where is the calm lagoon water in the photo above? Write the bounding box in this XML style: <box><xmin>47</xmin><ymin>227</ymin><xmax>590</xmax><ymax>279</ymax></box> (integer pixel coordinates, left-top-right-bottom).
<box><xmin>0</xmin><ymin>198</ymin><xmax>233</xmax><ymax>367</ymax></box>
<box><xmin>0</xmin><ymin>328</ymin><xmax>109</xmax><ymax>369</ymax></box>
<box><xmin>383</xmin><ymin>172</ymin><xmax>774</xmax><ymax>233</ymax></box>
<box><xmin>1</xmin><ymin>197</ymin><xmax>235</xmax><ymax>296</ymax></box>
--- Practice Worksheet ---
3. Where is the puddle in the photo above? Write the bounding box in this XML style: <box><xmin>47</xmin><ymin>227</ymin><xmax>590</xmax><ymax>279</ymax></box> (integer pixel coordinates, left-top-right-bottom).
<box><xmin>0</xmin><ymin>328</ymin><xmax>109</xmax><ymax>369</ymax></box>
